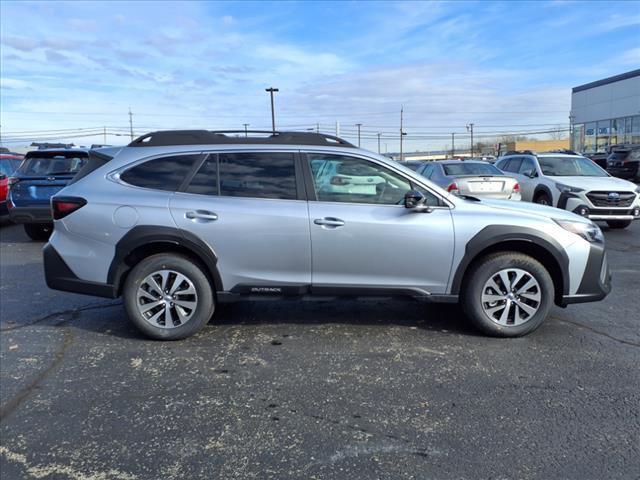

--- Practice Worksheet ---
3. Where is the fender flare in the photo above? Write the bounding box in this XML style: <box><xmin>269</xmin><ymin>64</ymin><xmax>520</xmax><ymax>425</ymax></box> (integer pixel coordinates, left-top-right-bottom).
<box><xmin>107</xmin><ymin>225</ymin><xmax>223</xmax><ymax>293</ymax></box>
<box><xmin>449</xmin><ymin>225</ymin><xmax>570</xmax><ymax>297</ymax></box>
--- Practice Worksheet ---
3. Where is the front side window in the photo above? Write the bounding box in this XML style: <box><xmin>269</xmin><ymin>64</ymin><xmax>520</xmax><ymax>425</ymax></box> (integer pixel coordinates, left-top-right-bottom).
<box><xmin>218</xmin><ymin>152</ymin><xmax>297</xmax><ymax>200</ymax></box>
<box><xmin>308</xmin><ymin>153</ymin><xmax>438</xmax><ymax>205</ymax></box>
<box><xmin>120</xmin><ymin>154</ymin><xmax>200</xmax><ymax>191</ymax></box>
<box><xmin>518</xmin><ymin>158</ymin><xmax>536</xmax><ymax>175</ymax></box>
<box><xmin>503</xmin><ymin>158</ymin><xmax>522</xmax><ymax>173</ymax></box>
<box><xmin>539</xmin><ymin>156</ymin><xmax>607</xmax><ymax>177</ymax></box>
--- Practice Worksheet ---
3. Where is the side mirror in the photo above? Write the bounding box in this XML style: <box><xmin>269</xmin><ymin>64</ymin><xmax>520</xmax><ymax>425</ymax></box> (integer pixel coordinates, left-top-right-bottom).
<box><xmin>404</xmin><ymin>190</ymin><xmax>433</xmax><ymax>213</ymax></box>
<box><xmin>527</xmin><ymin>169</ymin><xmax>537</xmax><ymax>178</ymax></box>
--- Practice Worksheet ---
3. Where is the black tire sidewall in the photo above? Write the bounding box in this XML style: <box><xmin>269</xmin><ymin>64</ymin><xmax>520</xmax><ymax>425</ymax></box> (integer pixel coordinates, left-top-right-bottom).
<box><xmin>24</xmin><ymin>223</ymin><xmax>52</xmax><ymax>241</ymax></box>
<box><xmin>534</xmin><ymin>193</ymin><xmax>551</xmax><ymax>206</ymax></box>
<box><xmin>461</xmin><ymin>252</ymin><xmax>554</xmax><ymax>337</ymax></box>
<box><xmin>123</xmin><ymin>254</ymin><xmax>215</xmax><ymax>340</ymax></box>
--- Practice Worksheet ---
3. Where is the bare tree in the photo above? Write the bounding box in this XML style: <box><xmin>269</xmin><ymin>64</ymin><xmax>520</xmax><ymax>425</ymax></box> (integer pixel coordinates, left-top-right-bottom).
<box><xmin>549</xmin><ymin>125</ymin><xmax>567</xmax><ymax>141</ymax></box>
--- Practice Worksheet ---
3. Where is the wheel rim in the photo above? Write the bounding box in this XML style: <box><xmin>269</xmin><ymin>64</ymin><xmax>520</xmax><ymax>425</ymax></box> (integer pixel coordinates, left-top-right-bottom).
<box><xmin>481</xmin><ymin>268</ymin><xmax>541</xmax><ymax>326</ymax></box>
<box><xmin>136</xmin><ymin>270</ymin><xmax>198</xmax><ymax>329</ymax></box>
<box><xmin>536</xmin><ymin>197</ymin><xmax>549</xmax><ymax>205</ymax></box>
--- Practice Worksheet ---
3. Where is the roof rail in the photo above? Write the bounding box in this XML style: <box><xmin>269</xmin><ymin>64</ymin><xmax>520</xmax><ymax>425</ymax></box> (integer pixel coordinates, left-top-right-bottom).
<box><xmin>544</xmin><ymin>149</ymin><xmax>579</xmax><ymax>155</ymax></box>
<box><xmin>128</xmin><ymin>130</ymin><xmax>356</xmax><ymax>148</ymax></box>
<box><xmin>502</xmin><ymin>150</ymin><xmax>536</xmax><ymax>156</ymax></box>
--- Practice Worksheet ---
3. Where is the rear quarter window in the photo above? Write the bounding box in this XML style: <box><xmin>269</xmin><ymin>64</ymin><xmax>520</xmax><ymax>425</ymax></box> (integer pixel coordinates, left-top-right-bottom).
<box><xmin>120</xmin><ymin>154</ymin><xmax>201</xmax><ymax>191</ymax></box>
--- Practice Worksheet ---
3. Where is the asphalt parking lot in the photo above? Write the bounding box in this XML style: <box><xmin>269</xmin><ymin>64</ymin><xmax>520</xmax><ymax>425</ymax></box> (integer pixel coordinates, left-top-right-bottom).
<box><xmin>0</xmin><ymin>220</ymin><xmax>638</xmax><ymax>480</ymax></box>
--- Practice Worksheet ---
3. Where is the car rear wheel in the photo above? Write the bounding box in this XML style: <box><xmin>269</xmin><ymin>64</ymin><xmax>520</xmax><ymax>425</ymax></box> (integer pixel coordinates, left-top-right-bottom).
<box><xmin>23</xmin><ymin>223</ymin><xmax>53</xmax><ymax>241</ymax></box>
<box><xmin>533</xmin><ymin>192</ymin><xmax>552</xmax><ymax>206</ymax></box>
<box><xmin>461</xmin><ymin>252</ymin><xmax>554</xmax><ymax>337</ymax></box>
<box><xmin>123</xmin><ymin>253</ymin><xmax>215</xmax><ymax>340</ymax></box>
<box><xmin>606</xmin><ymin>220</ymin><xmax>632</xmax><ymax>229</ymax></box>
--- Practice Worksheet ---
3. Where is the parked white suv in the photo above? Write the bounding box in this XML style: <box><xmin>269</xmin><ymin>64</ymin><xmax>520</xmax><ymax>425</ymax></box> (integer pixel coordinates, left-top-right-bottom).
<box><xmin>495</xmin><ymin>151</ymin><xmax>640</xmax><ymax>229</ymax></box>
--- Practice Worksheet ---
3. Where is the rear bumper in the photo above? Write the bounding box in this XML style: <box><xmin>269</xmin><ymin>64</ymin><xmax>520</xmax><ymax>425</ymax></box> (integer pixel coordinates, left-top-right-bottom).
<box><xmin>43</xmin><ymin>243</ymin><xmax>117</xmax><ymax>298</ymax></box>
<box><xmin>8</xmin><ymin>204</ymin><xmax>52</xmax><ymax>224</ymax></box>
<box><xmin>560</xmin><ymin>242</ymin><xmax>611</xmax><ymax>306</ymax></box>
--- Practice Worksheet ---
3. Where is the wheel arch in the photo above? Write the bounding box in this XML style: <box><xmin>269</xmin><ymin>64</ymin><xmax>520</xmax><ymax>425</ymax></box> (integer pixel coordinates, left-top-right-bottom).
<box><xmin>533</xmin><ymin>184</ymin><xmax>554</xmax><ymax>204</ymax></box>
<box><xmin>450</xmin><ymin>226</ymin><xmax>569</xmax><ymax>305</ymax></box>
<box><xmin>108</xmin><ymin>226</ymin><xmax>223</xmax><ymax>296</ymax></box>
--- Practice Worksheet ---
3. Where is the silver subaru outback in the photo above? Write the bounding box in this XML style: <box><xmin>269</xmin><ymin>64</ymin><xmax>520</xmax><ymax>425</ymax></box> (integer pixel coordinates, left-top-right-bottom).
<box><xmin>43</xmin><ymin>130</ymin><xmax>612</xmax><ymax>340</ymax></box>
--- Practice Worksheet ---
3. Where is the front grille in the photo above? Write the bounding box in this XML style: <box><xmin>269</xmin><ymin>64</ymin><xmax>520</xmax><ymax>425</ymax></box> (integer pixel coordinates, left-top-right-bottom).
<box><xmin>586</xmin><ymin>191</ymin><xmax>636</xmax><ymax>208</ymax></box>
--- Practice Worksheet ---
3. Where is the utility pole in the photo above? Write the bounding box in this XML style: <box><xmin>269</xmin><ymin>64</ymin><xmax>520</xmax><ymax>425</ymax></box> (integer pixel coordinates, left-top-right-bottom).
<box><xmin>400</xmin><ymin>106</ymin><xmax>406</xmax><ymax>161</ymax></box>
<box><xmin>316</xmin><ymin>123</ymin><xmax>320</xmax><ymax>133</ymax></box>
<box><xmin>104</xmin><ymin>126</ymin><xmax>107</xmax><ymax>144</ymax></box>
<box><xmin>355</xmin><ymin>123</ymin><xmax>362</xmax><ymax>147</ymax></box>
<box><xmin>243</xmin><ymin>123</ymin><xmax>249</xmax><ymax>137</ymax></box>
<box><xmin>451</xmin><ymin>133</ymin><xmax>455</xmax><ymax>157</ymax></box>
<box><xmin>335</xmin><ymin>121</ymin><xmax>340</xmax><ymax>137</ymax></box>
<box><xmin>128</xmin><ymin>107</ymin><xmax>134</xmax><ymax>141</ymax></box>
<box><xmin>265</xmin><ymin>87</ymin><xmax>279</xmax><ymax>133</ymax></box>
<box><xmin>377</xmin><ymin>133</ymin><xmax>381</xmax><ymax>154</ymax></box>
<box><xmin>466</xmin><ymin>123</ymin><xmax>474</xmax><ymax>158</ymax></box>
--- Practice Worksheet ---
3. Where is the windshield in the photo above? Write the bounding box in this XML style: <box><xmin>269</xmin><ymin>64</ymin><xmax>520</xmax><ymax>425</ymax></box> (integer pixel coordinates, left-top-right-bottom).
<box><xmin>443</xmin><ymin>162</ymin><xmax>503</xmax><ymax>176</ymax></box>
<box><xmin>18</xmin><ymin>154</ymin><xmax>87</xmax><ymax>176</ymax></box>
<box><xmin>539</xmin><ymin>156</ymin><xmax>607</xmax><ymax>177</ymax></box>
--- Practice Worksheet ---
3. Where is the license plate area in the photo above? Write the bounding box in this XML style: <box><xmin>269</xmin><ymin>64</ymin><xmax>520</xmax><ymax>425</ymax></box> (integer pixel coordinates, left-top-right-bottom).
<box><xmin>468</xmin><ymin>181</ymin><xmax>504</xmax><ymax>193</ymax></box>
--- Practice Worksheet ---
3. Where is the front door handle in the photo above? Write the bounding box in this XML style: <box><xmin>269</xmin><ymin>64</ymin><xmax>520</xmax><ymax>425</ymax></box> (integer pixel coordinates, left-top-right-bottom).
<box><xmin>186</xmin><ymin>210</ymin><xmax>218</xmax><ymax>222</ymax></box>
<box><xmin>314</xmin><ymin>217</ymin><xmax>345</xmax><ymax>228</ymax></box>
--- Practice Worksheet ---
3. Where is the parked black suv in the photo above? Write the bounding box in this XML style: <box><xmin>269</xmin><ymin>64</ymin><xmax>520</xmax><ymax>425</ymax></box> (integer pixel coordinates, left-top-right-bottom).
<box><xmin>607</xmin><ymin>145</ymin><xmax>640</xmax><ymax>180</ymax></box>
<box><xmin>8</xmin><ymin>148</ymin><xmax>88</xmax><ymax>240</ymax></box>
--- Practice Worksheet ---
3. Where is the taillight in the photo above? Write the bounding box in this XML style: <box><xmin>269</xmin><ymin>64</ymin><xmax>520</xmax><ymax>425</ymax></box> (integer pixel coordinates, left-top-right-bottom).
<box><xmin>447</xmin><ymin>182</ymin><xmax>459</xmax><ymax>193</ymax></box>
<box><xmin>52</xmin><ymin>196</ymin><xmax>86</xmax><ymax>220</ymax></box>
<box><xmin>513</xmin><ymin>182</ymin><xmax>520</xmax><ymax>193</ymax></box>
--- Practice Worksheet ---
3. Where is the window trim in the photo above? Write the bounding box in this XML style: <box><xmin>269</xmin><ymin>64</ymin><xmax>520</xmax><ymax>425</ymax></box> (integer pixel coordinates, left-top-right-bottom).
<box><xmin>300</xmin><ymin>150</ymin><xmax>451</xmax><ymax>208</ymax></box>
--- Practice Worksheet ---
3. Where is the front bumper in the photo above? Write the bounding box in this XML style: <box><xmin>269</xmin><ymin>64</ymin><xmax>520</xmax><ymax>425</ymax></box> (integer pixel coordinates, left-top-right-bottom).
<box><xmin>8</xmin><ymin>204</ymin><xmax>52</xmax><ymax>224</ymax></box>
<box><xmin>560</xmin><ymin>241</ymin><xmax>611</xmax><ymax>306</ymax></box>
<box><xmin>558</xmin><ymin>192</ymin><xmax>640</xmax><ymax>221</ymax></box>
<box><xmin>43</xmin><ymin>243</ymin><xmax>117</xmax><ymax>298</ymax></box>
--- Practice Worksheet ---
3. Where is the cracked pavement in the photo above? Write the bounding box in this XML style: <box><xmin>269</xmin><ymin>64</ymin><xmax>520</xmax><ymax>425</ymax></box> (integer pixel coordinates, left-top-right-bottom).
<box><xmin>0</xmin><ymin>220</ymin><xmax>639</xmax><ymax>479</ymax></box>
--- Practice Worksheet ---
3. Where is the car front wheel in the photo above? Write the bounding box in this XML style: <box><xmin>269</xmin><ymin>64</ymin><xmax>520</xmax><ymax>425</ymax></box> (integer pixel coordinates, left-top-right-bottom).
<box><xmin>533</xmin><ymin>192</ymin><xmax>552</xmax><ymax>206</ymax></box>
<box><xmin>461</xmin><ymin>252</ymin><xmax>554</xmax><ymax>337</ymax></box>
<box><xmin>123</xmin><ymin>253</ymin><xmax>215</xmax><ymax>340</ymax></box>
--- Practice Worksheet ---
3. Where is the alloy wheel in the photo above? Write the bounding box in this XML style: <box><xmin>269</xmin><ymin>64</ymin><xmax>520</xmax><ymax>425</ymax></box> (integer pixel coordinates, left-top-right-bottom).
<box><xmin>136</xmin><ymin>270</ymin><xmax>198</xmax><ymax>329</ymax></box>
<box><xmin>481</xmin><ymin>268</ymin><xmax>541</xmax><ymax>326</ymax></box>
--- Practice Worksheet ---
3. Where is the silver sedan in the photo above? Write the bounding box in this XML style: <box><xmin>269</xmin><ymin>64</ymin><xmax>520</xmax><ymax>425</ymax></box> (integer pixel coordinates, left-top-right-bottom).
<box><xmin>415</xmin><ymin>160</ymin><xmax>521</xmax><ymax>200</ymax></box>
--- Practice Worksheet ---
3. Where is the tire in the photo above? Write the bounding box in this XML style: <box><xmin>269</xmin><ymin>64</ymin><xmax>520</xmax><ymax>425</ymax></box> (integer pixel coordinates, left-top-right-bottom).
<box><xmin>23</xmin><ymin>223</ymin><xmax>53</xmax><ymax>241</ymax></box>
<box><xmin>533</xmin><ymin>192</ymin><xmax>552</xmax><ymax>206</ymax></box>
<box><xmin>461</xmin><ymin>252</ymin><xmax>554</xmax><ymax>337</ymax></box>
<box><xmin>606</xmin><ymin>220</ymin><xmax>632</xmax><ymax>229</ymax></box>
<box><xmin>123</xmin><ymin>253</ymin><xmax>215</xmax><ymax>340</ymax></box>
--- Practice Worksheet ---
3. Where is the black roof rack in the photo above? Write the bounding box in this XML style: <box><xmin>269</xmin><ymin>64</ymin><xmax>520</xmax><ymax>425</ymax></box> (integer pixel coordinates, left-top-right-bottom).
<box><xmin>128</xmin><ymin>130</ymin><xmax>356</xmax><ymax>148</ymax></box>
<box><xmin>502</xmin><ymin>150</ymin><xmax>536</xmax><ymax>156</ymax></box>
<box><xmin>544</xmin><ymin>149</ymin><xmax>579</xmax><ymax>155</ymax></box>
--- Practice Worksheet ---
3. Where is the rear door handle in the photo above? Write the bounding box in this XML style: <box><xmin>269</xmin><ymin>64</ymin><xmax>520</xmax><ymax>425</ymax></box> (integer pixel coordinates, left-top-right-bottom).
<box><xmin>314</xmin><ymin>217</ymin><xmax>345</xmax><ymax>227</ymax></box>
<box><xmin>186</xmin><ymin>210</ymin><xmax>218</xmax><ymax>221</ymax></box>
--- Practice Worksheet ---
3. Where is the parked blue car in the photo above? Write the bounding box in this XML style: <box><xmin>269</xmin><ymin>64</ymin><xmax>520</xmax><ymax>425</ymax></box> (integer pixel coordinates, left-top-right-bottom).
<box><xmin>8</xmin><ymin>148</ymin><xmax>88</xmax><ymax>240</ymax></box>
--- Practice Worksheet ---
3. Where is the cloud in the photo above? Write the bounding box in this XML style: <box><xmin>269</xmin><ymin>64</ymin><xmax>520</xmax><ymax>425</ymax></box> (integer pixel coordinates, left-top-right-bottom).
<box><xmin>2</xmin><ymin>35</ymin><xmax>38</xmax><ymax>51</ymax></box>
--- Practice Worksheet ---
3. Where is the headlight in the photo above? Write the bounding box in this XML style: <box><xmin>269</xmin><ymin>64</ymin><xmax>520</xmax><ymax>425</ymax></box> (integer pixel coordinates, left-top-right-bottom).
<box><xmin>635</xmin><ymin>185</ymin><xmax>640</xmax><ymax>194</ymax></box>
<box><xmin>554</xmin><ymin>219</ymin><xmax>604</xmax><ymax>243</ymax></box>
<box><xmin>555</xmin><ymin>183</ymin><xmax>584</xmax><ymax>193</ymax></box>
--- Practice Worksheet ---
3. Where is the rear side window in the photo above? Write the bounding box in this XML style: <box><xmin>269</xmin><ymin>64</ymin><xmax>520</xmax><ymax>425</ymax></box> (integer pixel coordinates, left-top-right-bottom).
<box><xmin>185</xmin><ymin>155</ymin><xmax>218</xmax><ymax>196</ymax></box>
<box><xmin>218</xmin><ymin>152</ymin><xmax>297</xmax><ymax>200</ymax></box>
<box><xmin>503</xmin><ymin>158</ymin><xmax>522</xmax><ymax>173</ymax></box>
<box><xmin>121</xmin><ymin>154</ymin><xmax>199</xmax><ymax>191</ymax></box>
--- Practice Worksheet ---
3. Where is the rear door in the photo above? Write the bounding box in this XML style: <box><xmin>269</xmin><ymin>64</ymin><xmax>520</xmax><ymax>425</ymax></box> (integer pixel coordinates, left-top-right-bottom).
<box><xmin>169</xmin><ymin>150</ymin><xmax>312</xmax><ymax>292</ymax></box>
<box><xmin>304</xmin><ymin>152</ymin><xmax>454</xmax><ymax>294</ymax></box>
<box><xmin>515</xmin><ymin>157</ymin><xmax>538</xmax><ymax>201</ymax></box>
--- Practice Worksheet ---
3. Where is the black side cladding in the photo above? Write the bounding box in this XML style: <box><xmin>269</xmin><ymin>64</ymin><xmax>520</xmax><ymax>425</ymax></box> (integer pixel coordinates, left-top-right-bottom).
<box><xmin>67</xmin><ymin>149</ymin><xmax>113</xmax><ymax>186</ymax></box>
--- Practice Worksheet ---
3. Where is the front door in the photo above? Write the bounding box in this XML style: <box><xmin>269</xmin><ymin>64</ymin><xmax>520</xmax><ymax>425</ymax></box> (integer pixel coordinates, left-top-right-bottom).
<box><xmin>170</xmin><ymin>151</ymin><xmax>311</xmax><ymax>292</ymax></box>
<box><xmin>305</xmin><ymin>153</ymin><xmax>455</xmax><ymax>294</ymax></box>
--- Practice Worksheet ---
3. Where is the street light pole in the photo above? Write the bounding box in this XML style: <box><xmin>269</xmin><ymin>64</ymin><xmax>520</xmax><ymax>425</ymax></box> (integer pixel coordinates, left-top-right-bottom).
<box><xmin>451</xmin><ymin>132</ymin><xmax>455</xmax><ymax>157</ymax></box>
<box><xmin>400</xmin><ymin>106</ymin><xmax>406</xmax><ymax>161</ymax></box>
<box><xmin>243</xmin><ymin>123</ymin><xmax>249</xmax><ymax>137</ymax></box>
<box><xmin>265</xmin><ymin>87</ymin><xmax>279</xmax><ymax>134</ymax></box>
<box><xmin>377</xmin><ymin>133</ymin><xmax>381</xmax><ymax>154</ymax></box>
<box><xmin>355</xmin><ymin>123</ymin><xmax>362</xmax><ymax>147</ymax></box>
<box><xmin>466</xmin><ymin>123</ymin><xmax>474</xmax><ymax>158</ymax></box>
<box><xmin>128</xmin><ymin>107</ymin><xmax>134</xmax><ymax>141</ymax></box>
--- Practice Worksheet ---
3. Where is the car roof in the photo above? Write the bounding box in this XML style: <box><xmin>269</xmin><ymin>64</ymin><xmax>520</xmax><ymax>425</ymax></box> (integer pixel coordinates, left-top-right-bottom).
<box><xmin>436</xmin><ymin>160</ymin><xmax>493</xmax><ymax>165</ymax></box>
<box><xmin>25</xmin><ymin>148</ymin><xmax>89</xmax><ymax>157</ymax></box>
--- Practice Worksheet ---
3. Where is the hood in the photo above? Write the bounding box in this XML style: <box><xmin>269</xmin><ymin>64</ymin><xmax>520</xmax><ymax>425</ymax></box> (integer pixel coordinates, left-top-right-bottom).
<box><xmin>547</xmin><ymin>175</ymin><xmax>637</xmax><ymax>191</ymax></box>
<box><xmin>474</xmin><ymin>198</ymin><xmax>590</xmax><ymax>223</ymax></box>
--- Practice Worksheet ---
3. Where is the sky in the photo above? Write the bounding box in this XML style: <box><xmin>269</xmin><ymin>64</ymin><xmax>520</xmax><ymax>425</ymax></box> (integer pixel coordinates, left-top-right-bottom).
<box><xmin>1</xmin><ymin>0</ymin><xmax>639</xmax><ymax>152</ymax></box>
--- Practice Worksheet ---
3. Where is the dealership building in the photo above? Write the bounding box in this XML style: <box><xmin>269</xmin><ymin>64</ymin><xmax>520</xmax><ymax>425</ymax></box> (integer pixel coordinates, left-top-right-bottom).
<box><xmin>570</xmin><ymin>69</ymin><xmax>640</xmax><ymax>153</ymax></box>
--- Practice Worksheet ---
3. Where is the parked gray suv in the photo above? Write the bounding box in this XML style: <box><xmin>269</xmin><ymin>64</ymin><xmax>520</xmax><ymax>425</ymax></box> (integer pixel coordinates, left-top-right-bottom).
<box><xmin>44</xmin><ymin>131</ymin><xmax>611</xmax><ymax>340</ymax></box>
